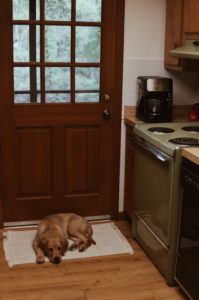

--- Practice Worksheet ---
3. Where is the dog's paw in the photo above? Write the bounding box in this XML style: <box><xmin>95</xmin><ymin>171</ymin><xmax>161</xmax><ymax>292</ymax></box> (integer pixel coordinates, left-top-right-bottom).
<box><xmin>78</xmin><ymin>245</ymin><xmax>86</xmax><ymax>252</ymax></box>
<box><xmin>68</xmin><ymin>243</ymin><xmax>77</xmax><ymax>251</ymax></box>
<box><xmin>36</xmin><ymin>256</ymin><xmax>45</xmax><ymax>264</ymax></box>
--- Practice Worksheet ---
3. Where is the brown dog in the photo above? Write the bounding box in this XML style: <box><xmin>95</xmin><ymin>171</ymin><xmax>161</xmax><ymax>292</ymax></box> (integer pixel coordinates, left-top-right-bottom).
<box><xmin>32</xmin><ymin>213</ymin><xmax>96</xmax><ymax>264</ymax></box>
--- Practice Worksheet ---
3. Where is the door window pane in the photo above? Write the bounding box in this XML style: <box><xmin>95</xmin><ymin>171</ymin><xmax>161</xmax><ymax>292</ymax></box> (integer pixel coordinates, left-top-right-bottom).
<box><xmin>14</xmin><ymin>67</ymin><xmax>41</xmax><ymax>103</ymax></box>
<box><xmin>13</xmin><ymin>25</ymin><xmax>40</xmax><ymax>62</ymax></box>
<box><xmin>45</xmin><ymin>93</ymin><xmax>70</xmax><ymax>103</ymax></box>
<box><xmin>75</xmin><ymin>93</ymin><xmax>99</xmax><ymax>103</ymax></box>
<box><xmin>75</xmin><ymin>68</ymin><xmax>100</xmax><ymax>103</ymax></box>
<box><xmin>76</xmin><ymin>27</ymin><xmax>101</xmax><ymax>63</ymax></box>
<box><xmin>45</xmin><ymin>26</ymin><xmax>71</xmax><ymax>62</ymax></box>
<box><xmin>76</xmin><ymin>0</ymin><xmax>102</xmax><ymax>22</ymax></box>
<box><xmin>12</xmin><ymin>0</ymin><xmax>102</xmax><ymax>105</ymax></box>
<box><xmin>45</xmin><ymin>0</ymin><xmax>71</xmax><ymax>21</ymax></box>
<box><xmin>13</xmin><ymin>0</ymin><xmax>40</xmax><ymax>20</ymax></box>
<box><xmin>45</xmin><ymin>67</ymin><xmax>70</xmax><ymax>103</ymax></box>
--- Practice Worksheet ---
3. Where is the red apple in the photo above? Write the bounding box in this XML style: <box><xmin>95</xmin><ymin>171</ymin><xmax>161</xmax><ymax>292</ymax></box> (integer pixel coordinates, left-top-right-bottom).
<box><xmin>189</xmin><ymin>109</ymin><xmax>199</xmax><ymax>122</ymax></box>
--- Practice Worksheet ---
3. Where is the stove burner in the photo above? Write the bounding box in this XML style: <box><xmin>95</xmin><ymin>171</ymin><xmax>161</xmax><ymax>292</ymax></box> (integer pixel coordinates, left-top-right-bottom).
<box><xmin>169</xmin><ymin>137</ymin><xmax>199</xmax><ymax>145</ymax></box>
<box><xmin>181</xmin><ymin>126</ymin><xmax>199</xmax><ymax>132</ymax></box>
<box><xmin>148</xmin><ymin>127</ymin><xmax>175</xmax><ymax>133</ymax></box>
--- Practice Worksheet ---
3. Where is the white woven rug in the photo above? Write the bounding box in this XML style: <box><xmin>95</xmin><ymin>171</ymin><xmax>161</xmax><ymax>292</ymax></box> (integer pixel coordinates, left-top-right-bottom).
<box><xmin>3</xmin><ymin>222</ymin><xmax>134</xmax><ymax>267</ymax></box>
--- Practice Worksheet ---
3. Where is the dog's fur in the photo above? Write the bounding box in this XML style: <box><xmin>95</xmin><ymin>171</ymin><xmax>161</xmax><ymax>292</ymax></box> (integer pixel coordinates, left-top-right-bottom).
<box><xmin>32</xmin><ymin>213</ymin><xmax>96</xmax><ymax>264</ymax></box>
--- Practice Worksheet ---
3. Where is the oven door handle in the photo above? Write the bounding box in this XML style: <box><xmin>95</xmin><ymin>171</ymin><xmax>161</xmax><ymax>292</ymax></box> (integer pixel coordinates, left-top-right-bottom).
<box><xmin>136</xmin><ymin>138</ymin><xmax>170</xmax><ymax>163</ymax></box>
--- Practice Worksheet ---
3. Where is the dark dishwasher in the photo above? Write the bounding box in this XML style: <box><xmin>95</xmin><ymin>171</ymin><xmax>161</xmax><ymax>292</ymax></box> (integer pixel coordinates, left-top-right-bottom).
<box><xmin>175</xmin><ymin>157</ymin><xmax>199</xmax><ymax>300</ymax></box>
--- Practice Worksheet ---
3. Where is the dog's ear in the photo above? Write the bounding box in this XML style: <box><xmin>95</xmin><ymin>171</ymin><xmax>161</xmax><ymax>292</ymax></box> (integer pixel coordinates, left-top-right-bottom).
<box><xmin>39</xmin><ymin>238</ymin><xmax>48</xmax><ymax>255</ymax></box>
<box><xmin>60</xmin><ymin>237</ymin><xmax>68</xmax><ymax>255</ymax></box>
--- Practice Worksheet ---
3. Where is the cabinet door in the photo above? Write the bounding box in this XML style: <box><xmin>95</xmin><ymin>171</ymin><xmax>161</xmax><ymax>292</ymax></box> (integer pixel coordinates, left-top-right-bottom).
<box><xmin>184</xmin><ymin>0</ymin><xmax>199</xmax><ymax>33</ymax></box>
<box><xmin>164</xmin><ymin>0</ymin><xmax>183</xmax><ymax>68</ymax></box>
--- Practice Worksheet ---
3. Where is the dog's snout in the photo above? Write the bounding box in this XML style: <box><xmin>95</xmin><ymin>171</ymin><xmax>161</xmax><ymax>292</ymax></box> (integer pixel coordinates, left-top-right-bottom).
<box><xmin>53</xmin><ymin>256</ymin><xmax>61</xmax><ymax>264</ymax></box>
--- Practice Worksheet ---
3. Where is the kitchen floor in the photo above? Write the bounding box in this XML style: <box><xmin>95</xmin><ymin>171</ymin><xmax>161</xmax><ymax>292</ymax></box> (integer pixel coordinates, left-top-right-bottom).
<box><xmin>0</xmin><ymin>221</ymin><xmax>187</xmax><ymax>300</ymax></box>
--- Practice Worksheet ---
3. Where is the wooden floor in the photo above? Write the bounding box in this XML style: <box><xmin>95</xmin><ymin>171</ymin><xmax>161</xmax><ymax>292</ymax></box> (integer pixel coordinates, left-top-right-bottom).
<box><xmin>0</xmin><ymin>221</ymin><xmax>187</xmax><ymax>300</ymax></box>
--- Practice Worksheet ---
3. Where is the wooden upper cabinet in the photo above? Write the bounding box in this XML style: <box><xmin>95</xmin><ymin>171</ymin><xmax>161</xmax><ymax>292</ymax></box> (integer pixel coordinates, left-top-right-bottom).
<box><xmin>184</xmin><ymin>0</ymin><xmax>199</xmax><ymax>33</ymax></box>
<box><xmin>164</xmin><ymin>0</ymin><xmax>199</xmax><ymax>70</ymax></box>
<box><xmin>164</xmin><ymin>0</ymin><xmax>183</xmax><ymax>69</ymax></box>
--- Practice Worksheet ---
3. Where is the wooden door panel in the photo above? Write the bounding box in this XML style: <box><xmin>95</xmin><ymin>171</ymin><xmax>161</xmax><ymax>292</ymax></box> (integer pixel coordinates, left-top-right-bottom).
<box><xmin>184</xmin><ymin>0</ymin><xmax>199</xmax><ymax>33</ymax></box>
<box><xmin>15</xmin><ymin>127</ymin><xmax>52</xmax><ymax>198</ymax></box>
<box><xmin>65</xmin><ymin>126</ymin><xmax>99</xmax><ymax>194</ymax></box>
<box><xmin>64</xmin><ymin>126</ymin><xmax>101</xmax><ymax>216</ymax></box>
<box><xmin>164</xmin><ymin>0</ymin><xmax>183</xmax><ymax>67</ymax></box>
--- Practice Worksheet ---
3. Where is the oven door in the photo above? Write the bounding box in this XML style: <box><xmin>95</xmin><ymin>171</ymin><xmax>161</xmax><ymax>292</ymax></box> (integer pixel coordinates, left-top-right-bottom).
<box><xmin>132</xmin><ymin>136</ymin><xmax>174</xmax><ymax>246</ymax></box>
<box><xmin>175</xmin><ymin>160</ymin><xmax>199</xmax><ymax>299</ymax></box>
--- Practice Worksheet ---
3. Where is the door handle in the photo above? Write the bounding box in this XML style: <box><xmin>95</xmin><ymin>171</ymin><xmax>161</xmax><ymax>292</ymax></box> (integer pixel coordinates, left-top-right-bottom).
<box><xmin>102</xmin><ymin>109</ymin><xmax>111</xmax><ymax>120</ymax></box>
<box><xmin>104</xmin><ymin>94</ymin><xmax>110</xmax><ymax>102</ymax></box>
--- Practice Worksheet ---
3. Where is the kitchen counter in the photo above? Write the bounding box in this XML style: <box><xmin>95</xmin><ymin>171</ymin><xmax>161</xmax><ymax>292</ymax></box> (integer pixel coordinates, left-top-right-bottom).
<box><xmin>124</xmin><ymin>106</ymin><xmax>143</xmax><ymax>127</ymax></box>
<box><xmin>182</xmin><ymin>148</ymin><xmax>199</xmax><ymax>166</ymax></box>
<box><xmin>124</xmin><ymin>105</ymin><xmax>192</xmax><ymax>127</ymax></box>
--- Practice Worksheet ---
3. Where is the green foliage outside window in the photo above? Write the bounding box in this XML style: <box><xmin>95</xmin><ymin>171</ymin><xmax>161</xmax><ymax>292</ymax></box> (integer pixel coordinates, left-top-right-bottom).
<box><xmin>13</xmin><ymin>0</ymin><xmax>101</xmax><ymax>103</ymax></box>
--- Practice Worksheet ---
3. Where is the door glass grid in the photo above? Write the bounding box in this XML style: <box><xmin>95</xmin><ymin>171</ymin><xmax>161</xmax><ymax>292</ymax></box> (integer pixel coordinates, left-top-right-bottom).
<box><xmin>13</xmin><ymin>25</ymin><xmax>40</xmax><ymax>62</ymax></box>
<box><xmin>12</xmin><ymin>0</ymin><xmax>102</xmax><ymax>104</ymax></box>
<box><xmin>45</xmin><ymin>26</ymin><xmax>71</xmax><ymax>62</ymax></box>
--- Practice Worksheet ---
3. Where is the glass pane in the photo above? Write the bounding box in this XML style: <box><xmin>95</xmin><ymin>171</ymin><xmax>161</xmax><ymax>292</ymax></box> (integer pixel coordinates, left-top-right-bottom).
<box><xmin>13</xmin><ymin>25</ymin><xmax>40</xmax><ymax>62</ymax></box>
<box><xmin>76</xmin><ymin>93</ymin><xmax>99</xmax><ymax>103</ymax></box>
<box><xmin>45</xmin><ymin>26</ymin><xmax>71</xmax><ymax>62</ymax></box>
<box><xmin>76</xmin><ymin>0</ymin><xmax>102</xmax><ymax>22</ymax></box>
<box><xmin>14</xmin><ymin>67</ymin><xmax>41</xmax><ymax>103</ymax></box>
<box><xmin>45</xmin><ymin>67</ymin><xmax>70</xmax><ymax>103</ymax></box>
<box><xmin>76</xmin><ymin>27</ymin><xmax>101</xmax><ymax>63</ymax></box>
<box><xmin>46</xmin><ymin>93</ymin><xmax>70</xmax><ymax>103</ymax></box>
<box><xmin>13</xmin><ymin>0</ymin><xmax>40</xmax><ymax>20</ymax></box>
<box><xmin>45</xmin><ymin>0</ymin><xmax>71</xmax><ymax>21</ymax></box>
<box><xmin>75</xmin><ymin>68</ymin><xmax>100</xmax><ymax>103</ymax></box>
<box><xmin>76</xmin><ymin>67</ymin><xmax>100</xmax><ymax>90</ymax></box>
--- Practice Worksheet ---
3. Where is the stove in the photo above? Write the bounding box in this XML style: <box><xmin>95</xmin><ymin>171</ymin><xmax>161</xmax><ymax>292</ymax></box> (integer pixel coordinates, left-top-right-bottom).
<box><xmin>133</xmin><ymin>121</ymin><xmax>199</xmax><ymax>156</ymax></box>
<box><xmin>169</xmin><ymin>137</ymin><xmax>199</xmax><ymax>145</ymax></box>
<box><xmin>132</xmin><ymin>121</ymin><xmax>199</xmax><ymax>285</ymax></box>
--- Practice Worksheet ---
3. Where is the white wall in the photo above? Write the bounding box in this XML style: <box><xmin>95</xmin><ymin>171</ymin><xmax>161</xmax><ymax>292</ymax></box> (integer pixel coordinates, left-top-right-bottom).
<box><xmin>119</xmin><ymin>0</ymin><xmax>199</xmax><ymax>212</ymax></box>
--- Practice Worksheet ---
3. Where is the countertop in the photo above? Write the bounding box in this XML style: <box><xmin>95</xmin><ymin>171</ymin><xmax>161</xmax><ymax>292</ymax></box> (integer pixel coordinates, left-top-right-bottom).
<box><xmin>124</xmin><ymin>105</ymin><xmax>199</xmax><ymax>165</ymax></box>
<box><xmin>124</xmin><ymin>105</ymin><xmax>192</xmax><ymax>127</ymax></box>
<box><xmin>182</xmin><ymin>148</ymin><xmax>199</xmax><ymax>166</ymax></box>
<box><xmin>124</xmin><ymin>106</ymin><xmax>143</xmax><ymax>127</ymax></box>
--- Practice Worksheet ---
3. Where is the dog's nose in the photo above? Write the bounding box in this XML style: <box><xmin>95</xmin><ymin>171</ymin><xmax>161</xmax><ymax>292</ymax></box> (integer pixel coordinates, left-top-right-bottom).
<box><xmin>53</xmin><ymin>256</ymin><xmax>61</xmax><ymax>264</ymax></box>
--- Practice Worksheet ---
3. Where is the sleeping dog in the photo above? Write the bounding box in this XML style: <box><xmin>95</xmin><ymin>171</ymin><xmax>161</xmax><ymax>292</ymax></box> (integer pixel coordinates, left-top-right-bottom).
<box><xmin>32</xmin><ymin>213</ymin><xmax>96</xmax><ymax>264</ymax></box>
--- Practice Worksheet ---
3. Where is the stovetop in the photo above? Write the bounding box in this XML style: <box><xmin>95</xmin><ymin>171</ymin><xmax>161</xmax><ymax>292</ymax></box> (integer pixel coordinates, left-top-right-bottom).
<box><xmin>133</xmin><ymin>122</ymin><xmax>199</xmax><ymax>156</ymax></box>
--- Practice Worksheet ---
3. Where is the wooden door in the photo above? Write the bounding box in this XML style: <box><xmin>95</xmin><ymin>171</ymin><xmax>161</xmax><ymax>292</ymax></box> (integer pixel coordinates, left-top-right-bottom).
<box><xmin>0</xmin><ymin>0</ymin><xmax>124</xmax><ymax>224</ymax></box>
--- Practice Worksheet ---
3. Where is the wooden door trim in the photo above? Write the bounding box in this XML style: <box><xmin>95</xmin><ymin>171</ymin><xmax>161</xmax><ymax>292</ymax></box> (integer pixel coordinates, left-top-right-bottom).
<box><xmin>0</xmin><ymin>1</ymin><xmax>13</xmax><ymax>226</ymax></box>
<box><xmin>110</xmin><ymin>0</ymin><xmax>125</xmax><ymax>219</ymax></box>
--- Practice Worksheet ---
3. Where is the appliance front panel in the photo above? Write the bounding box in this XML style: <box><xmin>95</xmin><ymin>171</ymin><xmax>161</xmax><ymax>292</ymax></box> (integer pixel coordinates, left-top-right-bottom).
<box><xmin>132</xmin><ymin>142</ymin><xmax>174</xmax><ymax>247</ymax></box>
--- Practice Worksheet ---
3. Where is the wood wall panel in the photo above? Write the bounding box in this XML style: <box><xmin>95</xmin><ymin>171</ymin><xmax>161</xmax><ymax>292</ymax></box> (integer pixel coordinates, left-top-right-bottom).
<box><xmin>65</xmin><ymin>127</ymin><xmax>99</xmax><ymax>195</ymax></box>
<box><xmin>15</xmin><ymin>127</ymin><xmax>52</xmax><ymax>199</ymax></box>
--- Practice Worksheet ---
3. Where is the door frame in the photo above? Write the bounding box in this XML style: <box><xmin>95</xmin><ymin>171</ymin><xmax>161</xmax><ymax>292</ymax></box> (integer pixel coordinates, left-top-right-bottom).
<box><xmin>110</xmin><ymin>1</ymin><xmax>125</xmax><ymax>219</ymax></box>
<box><xmin>0</xmin><ymin>0</ymin><xmax>125</xmax><ymax>226</ymax></box>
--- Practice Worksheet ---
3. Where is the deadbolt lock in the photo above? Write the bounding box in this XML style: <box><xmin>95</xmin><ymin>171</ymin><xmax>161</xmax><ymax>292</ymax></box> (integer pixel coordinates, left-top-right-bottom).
<box><xmin>102</xmin><ymin>109</ymin><xmax>111</xmax><ymax>120</ymax></box>
<box><xmin>104</xmin><ymin>94</ymin><xmax>110</xmax><ymax>102</ymax></box>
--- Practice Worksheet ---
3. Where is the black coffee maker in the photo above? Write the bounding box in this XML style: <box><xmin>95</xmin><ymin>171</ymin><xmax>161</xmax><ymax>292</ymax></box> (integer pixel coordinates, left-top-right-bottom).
<box><xmin>136</xmin><ymin>76</ymin><xmax>173</xmax><ymax>122</ymax></box>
